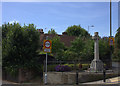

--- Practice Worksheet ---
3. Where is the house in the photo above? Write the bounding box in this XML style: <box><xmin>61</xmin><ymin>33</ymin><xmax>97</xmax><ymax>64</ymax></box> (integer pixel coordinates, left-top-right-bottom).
<box><xmin>37</xmin><ymin>29</ymin><xmax>76</xmax><ymax>47</ymax></box>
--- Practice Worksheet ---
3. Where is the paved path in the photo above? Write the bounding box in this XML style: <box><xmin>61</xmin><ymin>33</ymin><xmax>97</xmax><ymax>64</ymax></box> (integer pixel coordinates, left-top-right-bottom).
<box><xmin>2</xmin><ymin>76</ymin><xmax>120</xmax><ymax>85</ymax></box>
<box><xmin>83</xmin><ymin>76</ymin><xmax>120</xmax><ymax>84</ymax></box>
<box><xmin>2</xmin><ymin>80</ymin><xmax>18</xmax><ymax>84</ymax></box>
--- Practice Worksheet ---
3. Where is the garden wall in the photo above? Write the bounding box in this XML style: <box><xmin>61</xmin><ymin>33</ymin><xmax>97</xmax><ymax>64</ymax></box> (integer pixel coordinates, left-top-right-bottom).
<box><xmin>2</xmin><ymin>69</ymin><xmax>34</xmax><ymax>83</ymax></box>
<box><xmin>43</xmin><ymin>72</ymin><xmax>118</xmax><ymax>85</ymax></box>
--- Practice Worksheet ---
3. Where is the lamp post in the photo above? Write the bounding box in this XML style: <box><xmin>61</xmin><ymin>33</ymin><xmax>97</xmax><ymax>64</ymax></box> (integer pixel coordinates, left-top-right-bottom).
<box><xmin>110</xmin><ymin>0</ymin><xmax>112</xmax><ymax>37</ymax></box>
<box><xmin>88</xmin><ymin>25</ymin><xmax>94</xmax><ymax>33</ymax></box>
<box><xmin>109</xmin><ymin>0</ymin><xmax>112</xmax><ymax>69</ymax></box>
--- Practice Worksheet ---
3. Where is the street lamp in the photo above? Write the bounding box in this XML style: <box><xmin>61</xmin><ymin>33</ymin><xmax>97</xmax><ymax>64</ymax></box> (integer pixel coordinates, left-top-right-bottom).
<box><xmin>88</xmin><ymin>25</ymin><xmax>94</xmax><ymax>33</ymax></box>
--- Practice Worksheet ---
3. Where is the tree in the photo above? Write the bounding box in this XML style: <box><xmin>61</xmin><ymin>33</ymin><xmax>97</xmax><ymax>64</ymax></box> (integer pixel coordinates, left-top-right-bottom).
<box><xmin>64</xmin><ymin>36</ymin><xmax>111</xmax><ymax>61</ymax></box>
<box><xmin>65</xmin><ymin>36</ymin><xmax>85</xmax><ymax>60</ymax></box>
<box><xmin>113</xmin><ymin>27</ymin><xmax>120</xmax><ymax>61</ymax></box>
<box><xmin>115</xmin><ymin>27</ymin><xmax>120</xmax><ymax>49</ymax></box>
<box><xmin>2</xmin><ymin>23</ymin><xmax>40</xmax><ymax>74</ymax></box>
<box><xmin>65</xmin><ymin>25</ymin><xmax>90</xmax><ymax>37</ymax></box>
<box><xmin>80</xmin><ymin>39</ymin><xmax>94</xmax><ymax>61</ymax></box>
<box><xmin>99</xmin><ymin>39</ymin><xmax>111</xmax><ymax>61</ymax></box>
<box><xmin>48</xmin><ymin>28</ymin><xmax>57</xmax><ymax>34</ymax></box>
<box><xmin>63</xmin><ymin>50</ymin><xmax>78</xmax><ymax>60</ymax></box>
<box><xmin>0</xmin><ymin>26</ymin><xmax>1</xmax><ymax>66</ymax></box>
<box><xmin>51</xmin><ymin>36</ymin><xmax>65</xmax><ymax>60</ymax></box>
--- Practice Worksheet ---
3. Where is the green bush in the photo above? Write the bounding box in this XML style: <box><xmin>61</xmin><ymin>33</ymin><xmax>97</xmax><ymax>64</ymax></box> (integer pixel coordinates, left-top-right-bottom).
<box><xmin>81</xmin><ymin>64</ymin><xmax>90</xmax><ymax>70</ymax></box>
<box><xmin>64</xmin><ymin>64</ymin><xmax>74</xmax><ymax>70</ymax></box>
<box><xmin>47</xmin><ymin>64</ymin><xmax>57</xmax><ymax>71</ymax></box>
<box><xmin>47</xmin><ymin>63</ymin><xmax>90</xmax><ymax>72</ymax></box>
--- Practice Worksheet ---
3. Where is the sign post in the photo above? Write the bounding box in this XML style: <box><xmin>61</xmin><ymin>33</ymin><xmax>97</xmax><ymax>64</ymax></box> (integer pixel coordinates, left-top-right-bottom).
<box><xmin>43</xmin><ymin>36</ymin><xmax>52</xmax><ymax>84</ymax></box>
<box><xmin>45</xmin><ymin>53</ymin><xmax>47</xmax><ymax>84</ymax></box>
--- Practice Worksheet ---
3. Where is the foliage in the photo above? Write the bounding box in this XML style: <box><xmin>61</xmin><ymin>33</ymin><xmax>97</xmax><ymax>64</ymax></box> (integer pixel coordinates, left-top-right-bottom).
<box><xmin>99</xmin><ymin>39</ymin><xmax>111</xmax><ymax>61</ymax></box>
<box><xmin>65</xmin><ymin>36</ymin><xmax>85</xmax><ymax>60</ymax></box>
<box><xmin>113</xmin><ymin>27</ymin><xmax>120</xmax><ymax>61</ymax></box>
<box><xmin>64</xmin><ymin>36</ymin><xmax>93</xmax><ymax>61</ymax></box>
<box><xmin>0</xmin><ymin>46</ymin><xmax>1</xmax><ymax>66</ymax></box>
<box><xmin>55</xmin><ymin>65</ymin><xmax>71</xmax><ymax>72</ymax></box>
<box><xmin>47</xmin><ymin>63</ymin><xmax>90</xmax><ymax>72</ymax></box>
<box><xmin>2</xmin><ymin>23</ymin><xmax>40</xmax><ymax>74</ymax></box>
<box><xmin>64</xmin><ymin>35</ymin><xmax>111</xmax><ymax>61</ymax></box>
<box><xmin>48</xmin><ymin>28</ymin><xmax>57</xmax><ymax>34</ymax></box>
<box><xmin>115</xmin><ymin>27</ymin><xmax>120</xmax><ymax>48</ymax></box>
<box><xmin>70</xmin><ymin>36</ymin><xmax>85</xmax><ymax>53</ymax></box>
<box><xmin>47</xmin><ymin>64</ymin><xmax>57</xmax><ymax>71</ymax></box>
<box><xmin>63</xmin><ymin>50</ymin><xmax>78</xmax><ymax>60</ymax></box>
<box><xmin>80</xmin><ymin>39</ymin><xmax>94</xmax><ymax>61</ymax></box>
<box><xmin>0</xmin><ymin>26</ymin><xmax>1</xmax><ymax>66</ymax></box>
<box><xmin>113</xmin><ymin>48</ymin><xmax>120</xmax><ymax>61</ymax></box>
<box><xmin>65</xmin><ymin>25</ymin><xmax>90</xmax><ymax>37</ymax></box>
<box><xmin>51</xmin><ymin>36</ymin><xmax>65</xmax><ymax>60</ymax></box>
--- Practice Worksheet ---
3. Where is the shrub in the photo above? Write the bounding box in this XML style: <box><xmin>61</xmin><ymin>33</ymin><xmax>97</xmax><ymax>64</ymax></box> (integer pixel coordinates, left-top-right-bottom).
<box><xmin>81</xmin><ymin>64</ymin><xmax>90</xmax><ymax>70</ymax></box>
<box><xmin>64</xmin><ymin>63</ymin><xmax>90</xmax><ymax>71</ymax></box>
<box><xmin>55</xmin><ymin>65</ymin><xmax>71</xmax><ymax>72</ymax></box>
<box><xmin>47</xmin><ymin>65</ymin><xmax>57</xmax><ymax>71</ymax></box>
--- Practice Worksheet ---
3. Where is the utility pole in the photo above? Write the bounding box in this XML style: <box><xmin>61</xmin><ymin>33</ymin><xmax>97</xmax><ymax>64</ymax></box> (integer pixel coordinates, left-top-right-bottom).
<box><xmin>110</xmin><ymin>0</ymin><xmax>112</xmax><ymax>37</ymax></box>
<box><xmin>109</xmin><ymin>0</ymin><xmax>112</xmax><ymax>69</ymax></box>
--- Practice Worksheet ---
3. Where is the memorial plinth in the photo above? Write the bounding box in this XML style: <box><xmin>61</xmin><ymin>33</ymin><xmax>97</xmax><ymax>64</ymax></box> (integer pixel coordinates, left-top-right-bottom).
<box><xmin>90</xmin><ymin>32</ymin><xmax>103</xmax><ymax>72</ymax></box>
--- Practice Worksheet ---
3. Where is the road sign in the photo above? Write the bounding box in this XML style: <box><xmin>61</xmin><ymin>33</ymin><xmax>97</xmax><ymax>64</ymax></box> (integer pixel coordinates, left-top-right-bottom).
<box><xmin>109</xmin><ymin>37</ymin><xmax>115</xmax><ymax>46</ymax></box>
<box><xmin>43</xmin><ymin>40</ymin><xmax>52</xmax><ymax>53</ymax></box>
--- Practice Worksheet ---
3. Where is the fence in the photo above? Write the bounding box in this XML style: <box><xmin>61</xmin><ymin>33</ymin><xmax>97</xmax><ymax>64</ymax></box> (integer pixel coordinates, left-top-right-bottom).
<box><xmin>43</xmin><ymin>60</ymin><xmax>114</xmax><ymax>72</ymax></box>
<box><xmin>43</xmin><ymin>60</ymin><xmax>92</xmax><ymax>72</ymax></box>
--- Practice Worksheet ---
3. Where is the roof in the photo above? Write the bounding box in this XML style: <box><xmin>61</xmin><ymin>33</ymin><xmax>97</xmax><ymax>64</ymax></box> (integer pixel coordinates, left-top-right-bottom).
<box><xmin>60</xmin><ymin>35</ymin><xmax>76</xmax><ymax>47</ymax></box>
<box><xmin>39</xmin><ymin>33</ymin><xmax>76</xmax><ymax>47</ymax></box>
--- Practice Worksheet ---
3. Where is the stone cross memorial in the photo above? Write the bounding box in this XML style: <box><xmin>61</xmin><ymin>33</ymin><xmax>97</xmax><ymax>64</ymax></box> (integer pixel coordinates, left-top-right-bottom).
<box><xmin>90</xmin><ymin>32</ymin><xmax>103</xmax><ymax>72</ymax></box>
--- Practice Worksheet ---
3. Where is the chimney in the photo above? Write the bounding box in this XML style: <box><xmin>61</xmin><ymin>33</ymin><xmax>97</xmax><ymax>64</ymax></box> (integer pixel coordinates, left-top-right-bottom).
<box><xmin>37</xmin><ymin>29</ymin><xmax>44</xmax><ymax>34</ymax></box>
<box><xmin>62</xmin><ymin>32</ymin><xmax>67</xmax><ymax>35</ymax></box>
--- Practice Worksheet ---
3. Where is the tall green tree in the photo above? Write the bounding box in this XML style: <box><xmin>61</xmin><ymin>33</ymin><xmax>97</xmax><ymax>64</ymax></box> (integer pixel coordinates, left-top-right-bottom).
<box><xmin>51</xmin><ymin>36</ymin><xmax>65</xmax><ymax>60</ymax></box>
<box><xmin>65</xmin><ymin>25</ymin><xmax>90</xmax><ymax>37</ymax></box>
<box><xmin>2</xmin><ymin>23</ymin><xmax>40</xmax><ymax>74</ymax></box>
<box><xmin>99</xmin><ymin>39</ymin><xmax>111</xmax><ymax>61</ymax></box>
<box><xmin>115</xmin><ymin>27</ymin><xmax>120</xmax><ymax>49</ymax></box>
<box><xmin>68</xmin><ymin>37</ymin><xmax>94</xmax><ymax>61</ymax></box>
<box><xmin>0</xmin><ymin>26</ymin><xmax>1</xmax><ymax>66</ymax></box>
<box><xmin>80</xmin><ymin>39</ymin><xmax>94</xmax><ymax>61</ymax></box>
<box><xmin>48</xmin><ymin>28</ymin><xmax>57</xmax><ymax>34</ymax></box>
<box><xmin>65</xmin><ymin>36</ymin><xmax>85</xmax><ymax>60</ymax></box>
<box><xmin>113</xmin><ymin>27</ymin><xmax>120</xmax><ymax>61</ymax></box>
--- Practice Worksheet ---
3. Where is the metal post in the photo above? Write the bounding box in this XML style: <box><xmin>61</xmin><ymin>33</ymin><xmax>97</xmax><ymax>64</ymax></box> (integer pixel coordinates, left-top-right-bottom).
<box><xmin>103</xmin><ymin>69</ymin><xmax>106</xmax><ymax>82</ymax></box>
<box><xmin>88</xmin><ymin>25</ymin><xmax>94</xmax><ymax>33</ymax></box>
<box><xmin>110</xmin><ymin>0</ymin><xmax>112</xmax><ymax>37</ymax></box>
<box><xmin>76</xmin><ymin>70</ymin><xmax>78</xmax><ymax>85</ymax></box>
<box><xmin>110</xmin><ymin>0</ymin><xmax>112</xmax><ymax>69</ymax></box>
<box><xmin>45</xmin><ymin>53</ymin><xmax>47</xmax><ymax>84</ymax></box>
<box><xmin>45</xmin><ymin>36</ymin><xmax>48</xmax><ymax>85</ymax></box>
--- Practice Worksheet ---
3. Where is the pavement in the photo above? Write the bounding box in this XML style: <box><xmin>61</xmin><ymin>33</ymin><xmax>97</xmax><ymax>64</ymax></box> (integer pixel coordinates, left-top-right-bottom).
<box><xmin>2</xmin><ymin>76</ymin><xmax>120</xmax><ymax>85</ymax></box>
<box><xmin>83</xmin><ymin>76</ymin><xmax>120</xmax><ymax>84</ymax></box>
<box><xmin>2</xmin><ymin>80</ymin><xmax>19</xmax><ymax>84</ymax></box>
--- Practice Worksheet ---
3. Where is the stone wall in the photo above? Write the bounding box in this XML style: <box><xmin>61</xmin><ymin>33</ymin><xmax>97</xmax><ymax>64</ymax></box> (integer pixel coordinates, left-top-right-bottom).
<box><xmin>43</xmin><ymin>72</ymin><xmax>118</xmax><ymax>85</ymax></box>
<box><xmin>2</xmin><ymin>69</ymin><xmax>34</xmax><ymax>83</ymax></box>
<box><xmin>43</xmin><ymin>72</ymin><xmax>76</xmax><ymax>85</ymax></box>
